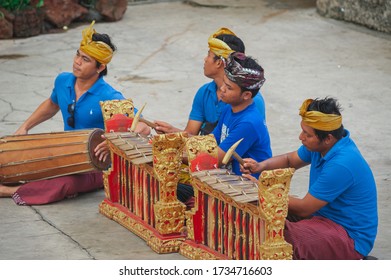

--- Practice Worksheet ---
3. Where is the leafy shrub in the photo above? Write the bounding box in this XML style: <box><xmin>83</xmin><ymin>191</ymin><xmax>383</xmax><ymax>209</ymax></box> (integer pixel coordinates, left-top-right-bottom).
<box><xmin>0</xmin><ymin>0</ymin><xmax>43</xmax><ymax>12</ymax></box>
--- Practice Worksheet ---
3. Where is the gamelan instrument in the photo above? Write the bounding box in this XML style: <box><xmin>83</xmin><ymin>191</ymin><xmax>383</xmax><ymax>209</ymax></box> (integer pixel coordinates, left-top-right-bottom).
<box><xmin>0</xmin><ymin>129</ymin><xmax>110</xmax><ymax>184</ymax></box>
<box><xmin>99</xmin><ymin>131</ymin><xmax>188</xmax><ymax>254</ymax></box>
<box><xmin>179</xmin><ymin>135</ymin><xmax>295</xmax><ymax>260</ymax></box>
<box><xmin>97</xmin><ymin>97</ymin><xmax>295</xmax><ymax>259</ymax></box>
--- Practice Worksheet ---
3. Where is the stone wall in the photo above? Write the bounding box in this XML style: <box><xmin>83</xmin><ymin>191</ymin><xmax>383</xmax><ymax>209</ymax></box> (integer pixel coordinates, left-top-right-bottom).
<box><xmin>0</xmin><ymin>0</ymin><xmax>128</xmax><ymax>39</ymax></box>
<box><xmin>317</xmin><ymin>0</ymin><xmax>391</xmax><ymax>33</ymax></box>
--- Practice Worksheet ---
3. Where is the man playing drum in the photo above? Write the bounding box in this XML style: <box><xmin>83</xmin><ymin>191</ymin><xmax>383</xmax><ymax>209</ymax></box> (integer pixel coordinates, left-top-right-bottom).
<box><xmin>0</xmin><ymin>21</ymin><xmax>149</xmax><ymax>205</ymax></box>
<box><xmin>241</xmin><ymin>97</ymin><xmax>378</xmax><ymax>259</ymax></box>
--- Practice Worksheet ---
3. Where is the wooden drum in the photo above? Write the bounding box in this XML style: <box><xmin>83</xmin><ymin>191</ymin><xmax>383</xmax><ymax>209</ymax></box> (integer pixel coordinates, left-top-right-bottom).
<box><xmin>0</xmin><ymin>129</ymin><xmax>110</xmax><ymax>184</ymax></box>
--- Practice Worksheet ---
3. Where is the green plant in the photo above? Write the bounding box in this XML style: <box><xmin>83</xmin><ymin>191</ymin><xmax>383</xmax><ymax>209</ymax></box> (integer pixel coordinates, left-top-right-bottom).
<box><xmin>0</xmin><ymin>0</ymin><xmax>43</xmax><ymax>12</ymax></box>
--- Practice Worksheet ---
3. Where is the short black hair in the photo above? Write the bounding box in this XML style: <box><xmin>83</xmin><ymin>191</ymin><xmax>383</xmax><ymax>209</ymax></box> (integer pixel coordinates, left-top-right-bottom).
<box><xmin>216</xmin><ymin>33</ymin><xmax>245</xmax><ymax>53</ymax></box>
<box><xmin>307</xmin><ymin>97</ymin><xmax>345</xmax><ymax>141</ymax></box>
<box><xmin>213</xmin><ymin>34</ymin><xmax>245</xmax><ymax>61</ymax></box>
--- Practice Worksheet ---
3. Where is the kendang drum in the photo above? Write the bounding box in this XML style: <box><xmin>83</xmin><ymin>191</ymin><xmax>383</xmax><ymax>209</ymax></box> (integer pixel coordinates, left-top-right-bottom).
<box><xmin>0</xmin><ymin>129</ymin><xmax>110</xmax><ymax>184</ymax></box>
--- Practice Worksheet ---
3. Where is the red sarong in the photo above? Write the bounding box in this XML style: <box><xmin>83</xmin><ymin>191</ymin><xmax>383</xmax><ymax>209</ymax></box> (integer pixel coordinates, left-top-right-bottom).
<box><xmin>12</xmin><ymin>172</ymin><xmax>103</xmax><ymax>206</ymax></box>
<box><xmin>284</xmin><ymin>216</ymin><xmax>363</xmax><ymax>260</ymax></box>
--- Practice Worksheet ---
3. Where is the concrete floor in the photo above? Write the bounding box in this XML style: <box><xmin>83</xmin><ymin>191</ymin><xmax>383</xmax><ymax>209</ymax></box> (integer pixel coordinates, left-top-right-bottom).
<box><xmin>0</xmin><ymin>0</ymin><xmax>390</xmax><ymax>262</ymax></box>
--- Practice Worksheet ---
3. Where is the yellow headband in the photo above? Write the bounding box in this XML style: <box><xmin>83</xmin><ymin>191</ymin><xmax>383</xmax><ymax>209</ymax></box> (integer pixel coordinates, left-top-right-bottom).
<box><xmin>208</xmin><ymin>27</ymin><xmax>236</xmax><ymax>59</ymax></box>
<box><xmin>299</xmin><ymin>99</ymin><xmax>342</xmax><ymax>131</ymax></box>
<box><xmin>79</xmin><ymin>21</ymin><xmax>113</xmax><ymax>65</ymax></box>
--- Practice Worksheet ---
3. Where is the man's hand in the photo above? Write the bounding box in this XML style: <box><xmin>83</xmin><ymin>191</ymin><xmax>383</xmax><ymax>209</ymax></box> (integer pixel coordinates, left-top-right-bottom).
<box><xmin>134</xmin><ymin>122</ymin><xmax>151</xmax><ymax>136</ymax></box>
<box><xmin>240</xmin><ymin>158</ymin><xmax>262</xmax><ymax>174</ymax></box>
<box><xmin>14</xmin><ymin>127</ymin><xmax>28</xmax><ymax>135</ymax></box>
<box><xmin>94</xmin><ymin>135</ymin><xmax>110</xmax><ymax>162</ymax></box>
<box><xmin>241</xmin><ymin>173</ymin><xmax>258</xmax><ymax>183</ymax></box>
<box><xmin>154</xmin><ymin>120</ymin><xmax>181</xmax><ymax>134</ymax></box>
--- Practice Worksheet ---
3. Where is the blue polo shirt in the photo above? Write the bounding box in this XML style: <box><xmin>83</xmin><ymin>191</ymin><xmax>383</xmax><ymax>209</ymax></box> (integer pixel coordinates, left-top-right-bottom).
<box><xmin>297</xmin><ymin>130</ymin><xmax>378</xmax><ymax>256</ymax></box>
<box><xmin>50</xmin><ymin>72</ymin><xmax>126</xmax><ymax>130</ymax></box>
<box><xmin>189</xmin><ymin>81</ymin><xmax>266</xmax><ymax>134</ymax></box>
<box><xmin>212</xmin><ymin>102</ymin><xmax>272</xmax><ymax>178</ymax></box>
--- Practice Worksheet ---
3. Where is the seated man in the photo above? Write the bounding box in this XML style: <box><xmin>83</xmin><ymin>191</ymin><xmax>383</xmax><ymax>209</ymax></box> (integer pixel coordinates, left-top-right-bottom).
<box><xmin>155</xmin><ymin>27</ymin><xmax>266</xmax><ymax>136</ymax></box>
<box><xmin>0</xmin><ymin>21</ymin><xmax>149</xmax><ymax>205</ymax></box>
<box><xmin>212</xmin><ymin>52</ymin><xmax>272</xmax><ymax>178</ymax></box>
<box><xmin>241</xmin><ymin>97</ymin><xmax>378</xmax><ymax>259</ymax></box>
<box><xmin>177</xmin><ymin>52</ymin><xmax>272</xmax><ymax>207</ymax></box>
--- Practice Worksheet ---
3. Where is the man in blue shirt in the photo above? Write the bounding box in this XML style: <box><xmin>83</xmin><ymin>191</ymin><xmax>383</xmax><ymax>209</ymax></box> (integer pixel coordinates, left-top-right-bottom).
<box><xmin>242</xmin><ymin>97</ymin><xmax>378</xmax><ymax>259</ymax></box>
<box><xmin>155</xmin><ymin>27</ymin><xmax>266</xmax><ymax>136</ymax></box>
<box><xmin>51</xmin><ymin>72</ymin><xmax>124</xmax><ymax>131</ymax></box>
<box><xmin>212</xmin><ymin>52</ymin><xmax>271</xmax><ymax>179</ymax></box>
<box><xmin>0</xmin><ymin>22</ymin><xmax>149</xmax><ymax>205</ymax></box>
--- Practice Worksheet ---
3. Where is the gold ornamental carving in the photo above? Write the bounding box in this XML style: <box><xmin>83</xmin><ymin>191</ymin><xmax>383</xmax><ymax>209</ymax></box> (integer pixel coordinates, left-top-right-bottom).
<box><xmin>257</xmin><ymin>168</ymin><xmax>295</xmax><ymax>260</ymax></box>
<box><xmin>102</xmin><ymin>170</ymin><xmax>111</xmax><ymax>200</ymax></box>
<box><xmin>186</xmin><ymin>135</ymin><xmax>218</xmax><ymax>172</ymax></box>
<box><xmin>152</xmin><ymin>132</ymin><xmax>188</xmax><ymax>235</ymax></box>
<box><xmin>99</xmin><ymin>200</ymin><xmax>184</xmax><ymax>254</ymax></box>
<box><xmin>186</xmin><ymin>135</ymin><xmax>218</xmax><ymax>162</ymax></box>
<box><xmin>100</xmin><ymin>98</ymin><xmax>135</xmax><ymax>123</ymax></box>
<box><xmin>154</xmin><ymin>201</ymin><xmax>186</xmax><ymax>234</ymax></box>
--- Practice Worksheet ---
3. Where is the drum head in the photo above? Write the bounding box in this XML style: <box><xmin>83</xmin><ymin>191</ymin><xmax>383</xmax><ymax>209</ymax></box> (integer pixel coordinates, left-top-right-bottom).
<box><xmin>88</xmin><ymin>128</ymin><xmax>111</xmax><ymax>170</ymax></box>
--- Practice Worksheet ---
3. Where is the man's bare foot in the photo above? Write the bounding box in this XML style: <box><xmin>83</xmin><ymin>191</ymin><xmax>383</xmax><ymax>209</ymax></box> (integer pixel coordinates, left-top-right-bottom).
<box><xmin>0</xmin><ymin>184</ymin><xmax>20</xmax><ymax>197</ymax></box>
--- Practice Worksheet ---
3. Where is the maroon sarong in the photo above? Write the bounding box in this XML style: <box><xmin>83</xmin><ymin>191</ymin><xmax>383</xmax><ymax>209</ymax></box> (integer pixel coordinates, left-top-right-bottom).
<box><xmin>12</xmin><ymin>172</ymin><xmax>103</xmax><ymax>206</ymax></box>
<box><xmin>284</xmin><ymin>216</ymin><xmax>363</xmax><ymax>260</ymax></box>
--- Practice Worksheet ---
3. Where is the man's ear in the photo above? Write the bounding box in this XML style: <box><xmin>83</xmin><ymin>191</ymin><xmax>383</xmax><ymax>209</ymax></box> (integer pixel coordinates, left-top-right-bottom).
<box><xmin>216</xmin><ymin>58</ymin><xmax>225</xmax><ymax>68</ymax></box>
<box><xmin>98</xmin><ymin>64</ymin><xmax>106</xmax><ymax>73</ymax></box>
<box><xmin>242</xmin><ymin>90</ymin><xmax>253</xmax><ymax>100</ymax></box>
<box><xmin>324</xmin><ymin>133</ymin><xmax>335</xmax><ymax>145</ymax></box>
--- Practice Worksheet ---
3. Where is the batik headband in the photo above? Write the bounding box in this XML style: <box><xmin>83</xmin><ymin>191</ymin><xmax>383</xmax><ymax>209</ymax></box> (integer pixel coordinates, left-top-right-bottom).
<box><xmin>79</xmin><ymin>21</ymin><xmax>113</xmax><ymax>65</ymax></box>
<box><xmin>208</xmin><ymin>27</ymin><xmax>236</xmax><ymax>59</ymax></box>
<box><xmin>224</xmin><ymin>52</ymin><xmax>265</xmax><ymax>90</ymax></box>
<box><xmin>299</xmin><ymin>99</ymin><xmax>342</xmax><ymax>131</ymax></box>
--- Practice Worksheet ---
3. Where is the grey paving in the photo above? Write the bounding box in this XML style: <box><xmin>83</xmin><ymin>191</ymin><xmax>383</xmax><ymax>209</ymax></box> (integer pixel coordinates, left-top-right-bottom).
<box><xmin>0</xmin><ymin>0</ymin><xmax>390</xmax><ymax>260</ymax></box>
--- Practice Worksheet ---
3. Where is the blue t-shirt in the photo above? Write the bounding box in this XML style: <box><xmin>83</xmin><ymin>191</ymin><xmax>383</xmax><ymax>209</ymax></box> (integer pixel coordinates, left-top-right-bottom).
<box><xmin>297</xmin><ymin>129</ymin><xmax>378</xmax><ymax>256</ymax></box>
<box><xmin>189</xmin><ymin>81</ymin><xmax>266</xmax><ymax>134</ymax></box>
<box><xmin>212</xmin><ymin>102</ymin><xmax>272</xmax><ymax>178</ymax></box>
<box><xmin>50</xmin><ymin>72</ymin><xmax>126</xmax><ymax>130</ymax></box>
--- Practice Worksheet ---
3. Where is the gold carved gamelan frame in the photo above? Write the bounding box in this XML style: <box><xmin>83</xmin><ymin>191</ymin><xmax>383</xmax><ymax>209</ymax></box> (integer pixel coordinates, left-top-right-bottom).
<box><xmin>99</xmin><ymin>132</ymin><xmax>188</xmax><ymax>254</ymax></box>
<box><xmin>98</xmin><ymin>100</ymin><xmax>294</xmax><ymax>258</ymax></box>
<box><xmin>100</xmin><ymin>98</ymin><xmax>135</xmax><ymax>124</ymax></box>
<box><xmin>98</xmin><ymin>99</ymin><xmax>188</xmax><ymax>253</ymax></box>
<box><xmin>179</xmin><ymin>135</ymin><xmax>294</xmax><ymax>260</ymax></box>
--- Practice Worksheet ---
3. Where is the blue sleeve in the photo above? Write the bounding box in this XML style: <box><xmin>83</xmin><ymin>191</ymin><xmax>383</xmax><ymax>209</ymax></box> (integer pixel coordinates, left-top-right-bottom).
<box><xmin>50</xmin><ymin>89</ymin><xmax>58</xmax><ymax>104</ymax></box>
<box><xmin>189</xmin><ymin>86</ymin><xmax>206</xmax><ymax>122</ymax></box>
<box><xmin>253</xmin><ymin>92</ymin><xmax>266</xmax><ymax>120</ymax></box>
<box><xmin>50</xmin><ymin>75</ymin><xmax>61</xmax><ymax>105</ymax></box>
<box><xmin>298</xmin><ymin>145</ymin><xmax>312</xmax><ymax>163</ymax></box>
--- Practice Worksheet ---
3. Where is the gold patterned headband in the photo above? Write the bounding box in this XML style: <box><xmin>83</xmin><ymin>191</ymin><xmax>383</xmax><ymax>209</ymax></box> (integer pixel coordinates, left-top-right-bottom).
<box><xmin>299</xmin><ymin>99</ymin><xmax>342</xmax><ymax>131</ymax></box>
<box><xmin>208</xmin><ymin>27</ymin><xmax>236</xmax><ymax>59</ymax></box>
<box><xmin>79</xmin><ymin>21</ymin><xmax>113</xmax><ymax>65</ymax></box>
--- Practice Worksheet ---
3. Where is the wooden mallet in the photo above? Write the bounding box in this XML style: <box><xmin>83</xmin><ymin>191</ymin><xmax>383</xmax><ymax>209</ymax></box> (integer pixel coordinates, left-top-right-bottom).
<box><xmin>222</xmin><ymin>138</ymin><xmax>245</xmax><ymax>166</ymax></box>
<box><xmin>130</xmin><ymin>103</ymin><xmax>157</xmax><ymax>131</ymax></box>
